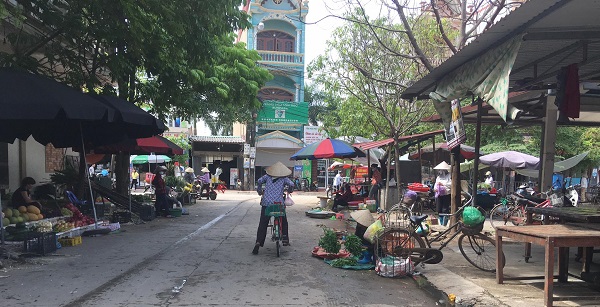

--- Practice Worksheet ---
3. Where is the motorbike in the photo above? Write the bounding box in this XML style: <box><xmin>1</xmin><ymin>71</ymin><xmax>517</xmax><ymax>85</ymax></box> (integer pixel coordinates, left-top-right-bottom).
<box><xmin>192</xmin><ymin>179</ymin><xmax>218</xmax><ymax>200</ymax></box>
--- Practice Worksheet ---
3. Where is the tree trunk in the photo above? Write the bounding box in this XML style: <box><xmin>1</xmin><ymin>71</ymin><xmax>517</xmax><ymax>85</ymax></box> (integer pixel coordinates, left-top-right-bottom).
<box><xmin>114</xmin><ymin>152</ymin><xmax>130</xmax><ymax>195</ymax></box>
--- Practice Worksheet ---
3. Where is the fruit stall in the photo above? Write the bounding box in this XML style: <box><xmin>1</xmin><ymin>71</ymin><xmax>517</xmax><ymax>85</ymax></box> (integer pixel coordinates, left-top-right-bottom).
<box><xmin>2</xmin><ymin>202</ymin><xmax>118</xmax><ymax>255</ymax></box>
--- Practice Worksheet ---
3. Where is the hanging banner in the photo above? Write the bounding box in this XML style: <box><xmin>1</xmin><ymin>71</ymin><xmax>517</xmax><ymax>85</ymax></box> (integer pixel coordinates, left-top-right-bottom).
<box><xmin>446</xmin><ymin>99</ymin><xmax>466</xmax><ymax>150</ymax></box>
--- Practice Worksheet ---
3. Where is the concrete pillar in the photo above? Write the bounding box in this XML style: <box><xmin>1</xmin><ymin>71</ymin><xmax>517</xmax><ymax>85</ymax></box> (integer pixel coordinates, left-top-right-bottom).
<box><xmin>541</xmin><ymin>95</ymin><xmax>558</xmax><ymax>191</ymax></box>
<box><xmin>295</xmin><ymin>84</ymin><xmax>300</xmax><ymax>102</ymax></box>
<box><xmin>296</xmin><ymin>29</ymin><xmax>301</xmax><ymax>53</ymax></box>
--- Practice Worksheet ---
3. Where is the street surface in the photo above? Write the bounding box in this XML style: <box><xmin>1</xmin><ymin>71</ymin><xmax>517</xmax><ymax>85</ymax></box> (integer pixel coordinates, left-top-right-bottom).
<box><xmin>1</xmin><ymin>192</ymin><xmax>437</xmax><ymax>306</ymax></box>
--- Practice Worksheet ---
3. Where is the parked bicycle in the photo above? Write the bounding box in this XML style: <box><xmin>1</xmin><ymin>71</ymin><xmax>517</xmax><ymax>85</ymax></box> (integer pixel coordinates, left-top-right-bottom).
<box><xmin>489</xmin><ymin>189</ymin><xmax>556</xmax><ymax>230</ymax></box>
<box><xmin>383</xmin><ymin>201</ymin><xmax>505</xmax><ymax>272</ymax></box>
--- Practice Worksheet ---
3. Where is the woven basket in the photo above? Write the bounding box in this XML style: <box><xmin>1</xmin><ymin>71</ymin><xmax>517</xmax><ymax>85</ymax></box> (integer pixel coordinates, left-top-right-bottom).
<box><xmin>461</xmin><ymin>221</ymin><xmax>484</xmax><ymax>236</ymax></box>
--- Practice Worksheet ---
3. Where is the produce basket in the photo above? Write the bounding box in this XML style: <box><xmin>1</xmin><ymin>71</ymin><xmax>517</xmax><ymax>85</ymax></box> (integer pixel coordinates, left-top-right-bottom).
<box><xmin>58</xmin><ymin>236</ymin><xmax>82</xmax><ymax>247</ymax></box>
<box><xmin>23</xmin><ymin>232</ymin><xmax>58</xmax><ymax>255</ymax></box>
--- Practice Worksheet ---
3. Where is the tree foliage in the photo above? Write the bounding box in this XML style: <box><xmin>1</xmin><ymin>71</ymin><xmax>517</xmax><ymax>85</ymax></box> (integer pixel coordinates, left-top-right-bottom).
<box><xmin>1</xmin><ymin>0</ymin><xmax>272</xmax><ymax>194</ymax></box>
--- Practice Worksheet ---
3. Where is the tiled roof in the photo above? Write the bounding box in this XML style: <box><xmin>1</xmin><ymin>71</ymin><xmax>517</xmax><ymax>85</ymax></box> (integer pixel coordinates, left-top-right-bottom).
<box><xmin>189</xmin><ymin>135</ymin><xmax>245</xmax><ymax>144</ymax></box>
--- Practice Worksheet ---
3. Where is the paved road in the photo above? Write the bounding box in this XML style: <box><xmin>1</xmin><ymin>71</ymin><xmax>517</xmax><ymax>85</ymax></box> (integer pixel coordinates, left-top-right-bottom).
<box><xmin>1</xmin><ymin>192</ymin><xmax>437</xmax><ymax>306</ymax></box>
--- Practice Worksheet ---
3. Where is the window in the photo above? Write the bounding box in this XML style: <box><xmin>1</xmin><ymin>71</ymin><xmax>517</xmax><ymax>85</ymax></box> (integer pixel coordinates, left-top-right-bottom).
<box><xmin>257</xmin><ymin>31</ymin><xmax>295</xmax><ymax>52</ymax></box>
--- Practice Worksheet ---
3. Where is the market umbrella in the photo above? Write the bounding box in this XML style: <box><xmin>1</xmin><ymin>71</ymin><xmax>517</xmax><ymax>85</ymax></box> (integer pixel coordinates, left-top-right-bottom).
<box><xmin>0</xmin><ymin>69</ymin><xmax>165</xmax><ymax>239</ymax></box>
<box><xmin>91</xmin><ymin>135</ymin><xmax>184</xmax><ymax>155</ymax></box>
<box><xmin>290</xmin><ymin>138</ymin><xmax>366</xmax><ymax>160</ymax></box>
<box><xmin>409</xmin><ymin>143</ymin><xmax>481</xmax><ymax>161</ymax></box>
<box><xmin>479</xmin><ymin>151</ymin><xmax>540</xmax><ymax>170</ymax></box>
<box><xmin>130</xmin><ymin>154</ymin><xmax>172</xmax><ymax>164</ymax></box>
<box><xmin>328</xmin><ymin>161</ymin><xmax>359</xmax><ymax>171</ymax></box>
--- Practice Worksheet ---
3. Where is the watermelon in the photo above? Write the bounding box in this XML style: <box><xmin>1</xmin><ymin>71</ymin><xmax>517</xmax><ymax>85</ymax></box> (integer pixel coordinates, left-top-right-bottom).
<box><xmin>2</xmin><ymin>218</ymin><xmax>9</xmax><ymax>226</ymax></box>
<box><xmin>21</xmin><ymin>214</ymin><xmax>29</xmax><ymax>222</ymax></box>
<box><xmin>2</xmin><ymin>208</ymin><xmax>12</xmax><ymax>218</ymax></box>
<box><xmin>9</xmin><ymin>217</ymin><xmax>18</xmax><ymax>224</ymax></box>
<box><xmin>12</xmin><ymin>209</ymin><xmax>20</xmax><ymax>217</ymax></box>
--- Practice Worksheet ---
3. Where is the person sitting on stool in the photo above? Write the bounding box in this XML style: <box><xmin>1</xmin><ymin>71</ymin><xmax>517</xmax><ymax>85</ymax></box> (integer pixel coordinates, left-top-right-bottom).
<box><xmin>332</xmin><ymin>183</ymin><xmax>353</xmax><ymax>212</ymax></box>
<box><xmin>11</xmin><ymin>177</ymin><xmax>42</xmax><ymax>211</ymax></box>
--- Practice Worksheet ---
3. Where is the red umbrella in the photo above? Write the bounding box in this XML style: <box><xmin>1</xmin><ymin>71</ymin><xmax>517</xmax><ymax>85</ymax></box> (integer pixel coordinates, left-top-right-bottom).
<box><xmin>91</xmin><ymin>135</ymin><xmax>184</xmax><ymax>155</ymax></box>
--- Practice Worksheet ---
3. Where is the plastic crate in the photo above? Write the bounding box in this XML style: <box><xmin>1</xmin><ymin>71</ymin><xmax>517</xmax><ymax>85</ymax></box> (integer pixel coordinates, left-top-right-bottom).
<box><xmin>58</xmin><ymin>236</ymin><xmax>82</xmax><ymax>247</ymax></box>
<box><xmin>23</xmin><ymin>232</ymin><xmax>57</xmax><ymax>255</ymax></box>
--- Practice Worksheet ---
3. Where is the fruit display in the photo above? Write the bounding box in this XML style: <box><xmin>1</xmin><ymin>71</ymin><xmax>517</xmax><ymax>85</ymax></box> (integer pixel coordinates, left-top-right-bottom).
<box><xmin>53</xmin><ymin>220</ymin><xmax>75</xmax><ymax>233</ymax></box>
<box><xmin>35</xmin><ymin>220</ymin><xmax>53</xmax><ymax>233</ymax></box>
<box><xmin>63</xmin><ymin>203</ymin><xmax>96</xmax><ymax>228</ymax></box>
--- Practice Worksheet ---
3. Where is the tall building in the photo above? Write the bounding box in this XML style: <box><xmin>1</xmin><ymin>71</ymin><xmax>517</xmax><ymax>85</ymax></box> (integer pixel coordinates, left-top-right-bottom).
<box><xmin>237</xmin><ymin>0</ymin><xmax>310</xmax><ymax>187</ymax></box>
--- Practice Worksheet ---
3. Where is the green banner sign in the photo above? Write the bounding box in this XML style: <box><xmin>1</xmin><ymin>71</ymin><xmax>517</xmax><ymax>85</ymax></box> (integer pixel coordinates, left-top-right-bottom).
<box><xmin>256</xmin><ymin>100</ymin><xmax>308</xmax><ymax>124</ymax></box>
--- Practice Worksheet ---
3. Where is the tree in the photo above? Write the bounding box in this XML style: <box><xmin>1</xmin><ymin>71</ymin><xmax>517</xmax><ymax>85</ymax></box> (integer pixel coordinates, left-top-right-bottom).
<box><xmin>1</xmin><ymin>0</ymin><xmax>271</xmax><ymax>195</ymax></box>
<box><xmin>308</xmin><ymin>10</ymin><xmax>447</xmax><ymax>186</ymax></box>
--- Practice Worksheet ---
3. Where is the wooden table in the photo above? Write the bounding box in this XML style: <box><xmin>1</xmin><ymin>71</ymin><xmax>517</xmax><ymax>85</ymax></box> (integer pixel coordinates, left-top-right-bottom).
<box><xmin>496</xmin><ymin>224</ymin><xmax>600</xmax><ymax>306</ymax></box>
<box><xmin>525</xmin><ymin>206</ymin><xmax>600</xmax><ymax>264</ymax></box>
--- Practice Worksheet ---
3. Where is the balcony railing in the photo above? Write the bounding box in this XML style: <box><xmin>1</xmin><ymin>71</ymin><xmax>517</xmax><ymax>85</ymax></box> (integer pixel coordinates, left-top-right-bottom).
<box><xmin>257</xmin><ymin>50</ymin><xmax>304</xmax><ymax>65</ymax></box>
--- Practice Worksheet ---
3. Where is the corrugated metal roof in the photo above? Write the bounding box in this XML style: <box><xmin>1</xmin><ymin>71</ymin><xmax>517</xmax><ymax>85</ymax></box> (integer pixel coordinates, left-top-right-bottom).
<box><xmin>401</xmin><ymin>0</ymin><xmax>600</xmax><ymax>99</ymax></box>
<box><xmin>189</xmin><ymin>135</ymin><xmax>245</xmax><ymax>144</ymax></box>
<box><xmin>352</xmin><ymin>130</ymin><xmax>445</xmax><ymax>150</ymax></box>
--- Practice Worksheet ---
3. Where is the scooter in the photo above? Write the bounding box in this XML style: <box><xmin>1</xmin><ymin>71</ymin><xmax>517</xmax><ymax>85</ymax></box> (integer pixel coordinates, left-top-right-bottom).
<box><xmin>193</xmin><ymin>179</ymin><xmax>218</xmax><ymax>200</ymax></box>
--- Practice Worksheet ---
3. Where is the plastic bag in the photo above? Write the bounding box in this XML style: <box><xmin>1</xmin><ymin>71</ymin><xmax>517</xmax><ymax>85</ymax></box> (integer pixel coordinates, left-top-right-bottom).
<box><xmin>462</xmin><ymin>206</ymin><xmax>485</xmax><ymax>226</ymax></box>
<box><xmin>284</xmin><ymin>195</ymin><xmax>295</xmax><ymax>206</ymax></box>
<box><xmin>363</xmin><ymin>220</ymin><xmax>384</xmax><ymax>243</ymax></box>
<box><xmin>375</xmin><ymin>256</ymin><xmax>414</xmax><ymax>277</ymax></box>
<box><xmin>435</xmin><ymin>184</ymin><xmax>447</xmax><ymax>198</ymax></box>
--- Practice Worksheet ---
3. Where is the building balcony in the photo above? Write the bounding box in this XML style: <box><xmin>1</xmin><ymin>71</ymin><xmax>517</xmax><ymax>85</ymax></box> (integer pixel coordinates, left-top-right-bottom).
<box><xmin>257</xmin><ymin>50</ymin><xmax>303</xmax><ymax>66</ymax></box>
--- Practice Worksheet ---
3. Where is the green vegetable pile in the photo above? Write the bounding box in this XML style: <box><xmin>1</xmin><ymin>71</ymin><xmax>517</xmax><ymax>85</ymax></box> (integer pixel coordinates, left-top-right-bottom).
<box><xmin>330</xmin><ymin>257</ymin><xmax>358</xmax><ymax>268</ymax></box>
<box><xmin>318</xmin><ymin>228</ymin><xmax>341</xmax><ymax>254</ymax></box>
<box><xmin>344</xmin><ymin>234</ymin><xmax>364</xmax><ymax>257</ymax></box>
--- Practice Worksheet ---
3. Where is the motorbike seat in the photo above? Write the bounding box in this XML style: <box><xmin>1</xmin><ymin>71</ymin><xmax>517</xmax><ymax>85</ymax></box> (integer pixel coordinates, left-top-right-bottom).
<box><xmin>410</xmin><ymin>215</ymin><xmax>428</xmax><ymax>225</ymax></box>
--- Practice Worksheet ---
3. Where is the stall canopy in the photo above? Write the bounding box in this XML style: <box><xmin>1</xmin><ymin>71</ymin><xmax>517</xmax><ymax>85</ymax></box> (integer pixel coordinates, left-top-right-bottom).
<box><xmin>516</xmin><ymin>152</ymin><xmax>588</xmax><ymax>178</ymax></box>
<box><xmin>352</xmin><ymin>130</ymin><xmax>445</xmax><ymax>151</ymax></box>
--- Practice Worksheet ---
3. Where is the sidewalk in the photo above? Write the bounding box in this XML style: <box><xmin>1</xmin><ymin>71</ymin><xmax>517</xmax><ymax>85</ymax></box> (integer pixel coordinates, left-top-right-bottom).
<box><xmin>413</xmin><ymin>220</ymin><xmax>600</xmax><ymax>306</ymax></box>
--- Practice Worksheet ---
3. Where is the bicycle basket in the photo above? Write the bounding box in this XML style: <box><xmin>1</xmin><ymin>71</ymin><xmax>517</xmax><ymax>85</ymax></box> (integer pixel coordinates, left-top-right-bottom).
<box><xmin>265</xmin><ymin>203</ymin><xmax>286</xmax><ymax>217</ymax></box>
<box><xmin>549</xmin><ymin>191</ymin><xmax>564</xmax><ymax>207</ymax></box>
<box><xmin>461</xmin><ymin>221</ymin><xmax>484</xmax><ymax>236</ymax></box>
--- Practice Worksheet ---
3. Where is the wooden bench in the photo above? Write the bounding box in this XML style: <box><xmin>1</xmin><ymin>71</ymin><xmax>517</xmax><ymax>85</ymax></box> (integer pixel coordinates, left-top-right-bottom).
<box><xmin>496</xmin><ymin>224</ymin><xmax>600</xmax><ymax>306</ymax></box>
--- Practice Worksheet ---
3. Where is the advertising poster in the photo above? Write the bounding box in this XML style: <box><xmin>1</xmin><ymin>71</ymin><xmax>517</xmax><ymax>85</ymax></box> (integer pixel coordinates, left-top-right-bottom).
<box><xmin>230</xmin><ymin>168</ymin><xmax>239</xmax><ymax>187</ymax></box>
<box><xmin>256</xmin><ymin>100</ymin><xmax>308</xmax><ymax>124</ymax></box>
<box><xmin>446</xmin><ymin>99</ymin><xmax>466</xmax><ymax>149</ymax></box>
<box><xmin>303</xmin><ymin>126</ymin><xmax>327</xmax><ymax>145</ymax></box>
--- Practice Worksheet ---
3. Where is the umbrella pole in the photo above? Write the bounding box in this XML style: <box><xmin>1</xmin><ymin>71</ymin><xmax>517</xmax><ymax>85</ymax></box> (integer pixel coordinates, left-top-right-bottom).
<box><xmin>472</xmin><ymin>97</ymin><xmax>483</xmax><ymax>207</ymax></box>
<box><xmin>80</xmin><ymin>123</ymin><xmax>98</xmax><ymax>229</ymax></box>
<box><xmin>128</xmin><ymin>157</ymin><xmax>132</xmax><ymax>214</ymax></box>
<box><xmin>0</xmin><ymin>192</ymin><xmax>4</xmax><ymax>245</ymax></box>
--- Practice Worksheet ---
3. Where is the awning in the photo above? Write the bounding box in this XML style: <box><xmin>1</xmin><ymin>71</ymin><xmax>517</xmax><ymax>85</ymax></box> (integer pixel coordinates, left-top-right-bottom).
<box><xmin>515</xmin><ymin>152</ymin><xmax>589</xmax><ymax>178</ymax></box>
<box><xmin>352</xmin><ymin>130</ymin><xmax>445</xmax><ymax>150</ymax></box>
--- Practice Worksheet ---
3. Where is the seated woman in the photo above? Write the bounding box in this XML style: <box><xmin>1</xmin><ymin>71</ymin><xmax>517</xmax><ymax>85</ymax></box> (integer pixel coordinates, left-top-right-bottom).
<box><xmin>11</xmin><ymin>177</ymin><xmax>42</xmax><ymax>210</ymax></box>
<box><xmin>332</xmin><ymin>183</ymin><xmax>353</xmax><ymax>212</ymax></box>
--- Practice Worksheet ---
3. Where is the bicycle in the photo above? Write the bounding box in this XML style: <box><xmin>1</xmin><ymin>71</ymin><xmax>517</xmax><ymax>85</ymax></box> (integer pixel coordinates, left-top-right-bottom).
<box><xmin>266</xmin><ymin>202</ymin><xmax>286</xmax><ymax>257</ymax></box>
<box><xmin>384</xmin><ymin>203</ymin><xmax>505</xmax><ymax>272</ymax></box>
<box><xmin>489</xmin><ymin>190</ymin><xmax>554</xmax><ymax>230</ymax></box>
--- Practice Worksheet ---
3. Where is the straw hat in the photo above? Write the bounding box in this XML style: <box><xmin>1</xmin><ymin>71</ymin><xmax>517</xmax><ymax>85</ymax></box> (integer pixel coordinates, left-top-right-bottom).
<box><xmin>433</xmin><ymin>161</ymin><xmax>451</xmax><ymax>170</ymax></box>
<box><xmin>266</xmin><ymin>161</ymin><xmax>292</xmax><ymax>177</ymax></box>
<box><xmin>350</xmin><ymin>209</ymin><xmax>375</xmax><ymax>227</ymax></box>
<box><xmin>185</xmin><ymin>167</ymin><xmax>194</xmax><ymax>173</ymax></box>
<box><xmin>485</xmin><ymin>170</ymin><xmax>492</xmax><ymax>176</ymax></box>
<box><xmin>201</xmin><ymin>167</ymin><xmax>210</xmax><ymax>173</ymax></box>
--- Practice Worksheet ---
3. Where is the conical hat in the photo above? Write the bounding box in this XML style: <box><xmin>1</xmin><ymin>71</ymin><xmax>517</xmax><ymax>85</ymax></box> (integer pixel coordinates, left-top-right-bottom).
<box><xmin>201</xmin><ymin>167</ymin><xmax>210</xmax><ymax>173</ymax></box>
<box><xmin>350</xmin><ymin>209</ymin><xmax>375</xmax><ymax>227</ymax></box>
<box><xmin>266</xmin><ymin>161</ymin><xmax>292</xmax><ymax>177</ymax></box>
<box><xmin>185</xmin><ymin>167</ymin><xmax>194</xmax><ymax>173</ymax></box>
<box><xmin>433</xmin><ymin>161</ymin><xmax>451</xmax><ymax>170</ymax></box>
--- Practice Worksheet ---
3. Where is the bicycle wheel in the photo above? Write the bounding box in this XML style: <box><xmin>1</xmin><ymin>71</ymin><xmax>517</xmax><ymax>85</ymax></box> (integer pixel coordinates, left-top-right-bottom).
<box><xmin>378</xmin><ymin>228</ymin><xmax>426</xmax><ymax>264</ymax></box>
<box><xmin>385</xmin><ymin>205</ymin><xmax>412</xmax><ymax>229</ymax></box>
<box><xmin>458</xmin><ymin>233</ymin><xmax>504</xmax><ymax>272</ymax></box>
<box><xmin>274</xmin><ymin>222</ymin><xmax>280</xmax><ymax>257</ymax></box>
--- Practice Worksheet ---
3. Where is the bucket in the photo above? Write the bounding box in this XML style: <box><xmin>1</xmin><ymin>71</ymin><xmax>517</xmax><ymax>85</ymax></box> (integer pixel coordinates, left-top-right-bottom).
<box><xmin>168</xmin><ymin>208</ymin><xmax>182</xmax><ymax>217</ymax></box>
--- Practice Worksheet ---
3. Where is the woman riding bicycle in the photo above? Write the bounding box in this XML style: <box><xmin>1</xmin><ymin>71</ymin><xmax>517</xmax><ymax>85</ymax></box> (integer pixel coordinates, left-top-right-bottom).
<box><xmin>253</xmin><ymin>161</ymin><xmax>294</xmax><ymax>255</ymax></box>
